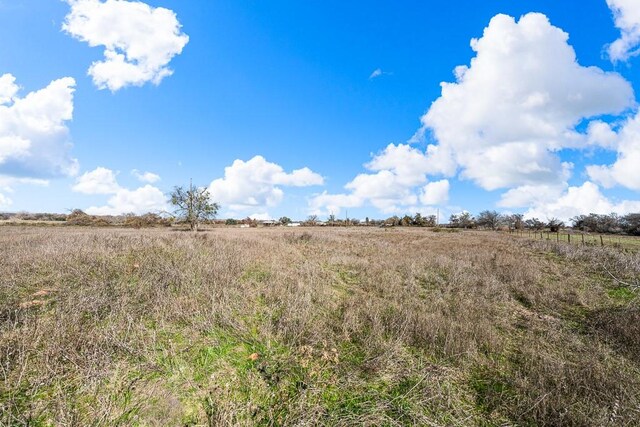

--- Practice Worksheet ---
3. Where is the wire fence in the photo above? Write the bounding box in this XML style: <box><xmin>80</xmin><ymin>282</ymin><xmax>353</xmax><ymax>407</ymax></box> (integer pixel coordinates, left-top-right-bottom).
<box><xmin>505</xmin><ymin>229</ymin><xmax>640</xmax><ymax>251</ymax></box>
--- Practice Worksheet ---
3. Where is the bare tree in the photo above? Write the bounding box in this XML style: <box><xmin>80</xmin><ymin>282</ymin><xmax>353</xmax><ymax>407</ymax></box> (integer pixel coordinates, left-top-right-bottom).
<box><xmin>547</xmin><ymin>217</ymin><xmax>565</xmax><ymax>233</ymax></box>
<box><xmin>306</xmin><ymin>215</ymin><xmax>319</xmax><ymax>226</ymax></box>
<box><xmin>450</xmin><ymin>212</ymin><xmax>475</xmax><ymax>229</ymax></box>
<box><xmin>169</xmin><ymin>181</ymin><xmax>219</xmax><ymax>232</ymax></box>
<box><xmin>477</xmin><ymin>210</ymin><xmax>502</xmax><ymax>230</ymax></box>
<box><xmin>622</xmin><ymin>213</ymin><xmax>640</xmax><ymax>236</ymax></box>
<box><xmin>504</xmin><ymin>214</ymin><xmax>524</xmax><ymax>231</ymax></box>
<box><xmin>525</xmin><ymin>217</ymin><xmax>545</xmax><ymax>230</ymax></box>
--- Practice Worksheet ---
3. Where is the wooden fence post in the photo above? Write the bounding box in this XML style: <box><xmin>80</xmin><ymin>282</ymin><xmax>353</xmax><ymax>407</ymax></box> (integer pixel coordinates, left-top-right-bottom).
<box><xmin>600</xmin><ymin>235</ymin><xmax>604</xmax><ymax>247</ymax></box>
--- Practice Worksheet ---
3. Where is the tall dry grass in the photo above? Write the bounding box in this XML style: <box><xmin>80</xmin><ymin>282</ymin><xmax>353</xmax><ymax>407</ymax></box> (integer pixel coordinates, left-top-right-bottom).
<box><xmin>1</xmin><ymin>226</ymin><xmax>639</xmax><ymax>426</ymax></box>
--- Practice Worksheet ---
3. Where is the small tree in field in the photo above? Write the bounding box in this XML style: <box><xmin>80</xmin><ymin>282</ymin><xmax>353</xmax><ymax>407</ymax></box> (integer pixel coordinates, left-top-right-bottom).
<box><xmin>279</xmin><ymin>216</ymin><xmax>292</xmax><ymax>226</ymax></box>
<box><xmin>476</xmin><ymin>210</ymin><xmax>502</xmax><ymax>230</ymax></box>
<box><xmin>169</xmin><ymin>182</ymin><xmax>220</xmax><ymax>232</ymax></box>
<box><xmin>547</xmin><ymin>217</ymin><xmax>565</xmax><ymax>233</ymax></box>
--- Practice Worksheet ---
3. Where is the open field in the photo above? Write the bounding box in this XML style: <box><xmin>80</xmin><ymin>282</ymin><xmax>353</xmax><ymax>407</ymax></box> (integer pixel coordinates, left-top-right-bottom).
<box><xmin>1</xmin><ymin>226</ymin><xmax>640</xmax><ymax>426</ymax></box>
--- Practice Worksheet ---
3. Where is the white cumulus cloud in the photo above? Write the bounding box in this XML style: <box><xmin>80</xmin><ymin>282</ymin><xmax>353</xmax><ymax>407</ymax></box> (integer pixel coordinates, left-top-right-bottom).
<box><xmin>86</xmin><ymin>185</ymin><xmax>167</xmax><ymax>215</ymax></box>
<box><xmin>314</xmin><ymin>13</ymin><xmax>637</xmax><ymax>218</ymax></box>
<box><xmin>587</xmin><ymin>112</ymin><xmax>640</xmax><ymax>190</ymax></box>
<box><xmin>208</xmin><ymin>156</ymin><xmax>324</xmax><ymax>213</ymax></box>
<box><xmin>0</xmin><ymin>192</ymin><xmax>12</xmax><ymax>209</ymax></box>
<box><xmin>72</xmin><ymin>167</ymin><xmax>120</xmax><ymax>194</ymax></box>
<box><xmin>498</xmin><ymin>184</ymin><xmax>566</xmax><ymax>209</ymax></box>
<box><xmin>0</xmin><ymin>74</ymin><xmax>19</xmax><ymax>104</ymax></box>
<box><xmin>420</xmin><ymin>180</ymin><xmax>450</xmax><ymax>206</ymax></box>
<box><xmin>309</xmin><ymin>144</ymin><xmax>449</xmax><ymax>215</ymax></box>
<box><xmin>524</xmin><ymin>182</ymin><xmax>640</xmax><ymax>222</ymax></box>
<box><xmin>132</xmin><ymin>169</ymin><xmax>160</xmax><ymax>183</ymax></box>
<box><xmin>417</xmin><ymin>12</ymin><xmax>633</xmax><ymax>191</ymax></box>
<box><xmin>0</xmin><ymin>74</ymin><xmax>78</xmax><ymax>179</ymax></box>
<box><xmin>606</xmin><ymin>0</ymin><xmax>640</xmax><ymax>62</ymax></box>
<box><xmin>63</xmin><ymin>0</ymin><xmax>189</xmax><ymax>91</ymax></box>
<box><xmin>73</xmin><ymin>166</ymin><xmax>167</xmax><ymax>214</ymax></box>
<box><xmin>420</xmin><ymin>13</ymin><xmax>633</xmax><ymax>190</ymax></box>
<box><xmin>308</xmin><ymin>192</ymin><xmax>363</xmax><ymax>217</ymax></box>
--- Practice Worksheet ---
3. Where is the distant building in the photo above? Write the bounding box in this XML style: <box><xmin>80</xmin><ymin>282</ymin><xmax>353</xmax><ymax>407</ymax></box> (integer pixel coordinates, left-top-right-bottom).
<box><xmin>287</xmin><ymin>222</ymin><xmax>302</xmax><ymax>227</ymax></box>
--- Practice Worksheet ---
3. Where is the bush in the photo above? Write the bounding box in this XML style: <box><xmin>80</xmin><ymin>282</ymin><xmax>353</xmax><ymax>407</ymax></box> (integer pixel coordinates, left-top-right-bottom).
<box><xmin>66</xmin><ymin>210</ymin><xmax>95</xmax><ymax>226</ymax></box>
<box><xmin>123</xmin><ymin>213</ymin><xmax>172</xmax><ymax>228</ymax></box>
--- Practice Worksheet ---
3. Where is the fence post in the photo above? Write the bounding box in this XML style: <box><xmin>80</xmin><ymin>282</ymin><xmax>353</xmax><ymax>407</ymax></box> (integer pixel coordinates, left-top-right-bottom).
<box><xmin>600</xmin><ymin>235</ymin><xmax>604</xmax><ymax>247</ymax></box>
<box><xmin>568</xmin><ymin>233</ymin><xmax>571</xmax><ymax>244</ymax></box>
<box><xmin>581</xmin><ymin>234</ymin><xmax>585</xmax><ymax>245</ymax></box>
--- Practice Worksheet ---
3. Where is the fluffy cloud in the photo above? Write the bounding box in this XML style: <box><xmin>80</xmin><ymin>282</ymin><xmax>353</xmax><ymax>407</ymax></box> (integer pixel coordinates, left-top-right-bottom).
<box><xmin>86</xmin><ymin>185</ymin><xmax>167</xmax><ymax>215</ymax></box>
<box><xmin>0</xmin><ymin>192</ymin><xmax>12</xmax><ymax>209</ymax></box>
<box><xmin>132</xmin><ymin>169</ymin><xmax>160</xmax><ymax>183</ymax></box>
<box><xmin>0</xmin><ymin>74</ymin><xmax>78</xmax><ymax>179</ymax></box>
<box><xmin>308</xmin><ymin>192</ymin><xmax>363</xmax><ymax>216</ymax></box>
<box><xmin>587</xmin><ymin>112</ymin><xmax>640</xmax><ymax>190</ymax></box>
<box><xmin>524</xmin><ymin>182</ymin><xmax>640</xmax><ymax>222</ymax></box>
<box><xmin>498</xmin><ymin>184</ymin><xmax>566</xmax><ymax>209</ymax></box>
<box><xmin>72</xmin><ymin>167</ymin><xmax>120</xmax><ymax>194</ymax></box>
<box><xmin>208</xmin><ymin>156</ymin><xmax>324</xmax><ymax>212</ymax></box>
<box><xmin>0</xmin><ymin>74</ymin><xmax>19</xmax><ymax>104</ymax></box>
<box><xmin>313</xmin><ymin>13</ymin><xmax>637</xmax><ymax>217</ymax></box>
<box><xmin>73</xmin><ymin>166</ymin><xmax>167</xmax><ymax>214</ymax></box>
<box><xmin>309</xmin><ymin>144</ymin><xmax>449</xmax><ymax>215</ymax></box>
<box><xmin>417</xmin><ymin>13</ymin><xmax>633</xmax><ymax>191</ymax></box>
<box><xmin>366</xmin><ymin>144</ymin><xmax>437</xmax><ymax>186</ymax></box>
<box><xmin>420</xmin><ymin>180</ymin><xmax>450</xmax><ymax>205</ymax></box>
<box><xmin>63</xmin><ymin>0</ymin><xmax>189</xmax><ymax>91</ymax></box>
<box><xmin>606</xmin><ymin>0</ymin><xmax>640</xmax><ymax>61</ymax></box>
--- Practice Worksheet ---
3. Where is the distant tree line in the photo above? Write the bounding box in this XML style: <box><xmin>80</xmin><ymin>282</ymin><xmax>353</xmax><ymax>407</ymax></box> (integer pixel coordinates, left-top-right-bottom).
<box><xmin>3</xmin><ymin>188</ymin><xmax>640</xmax><ymax>237</ymax></box>
<box><xmin>445</xmin><ymin>210</ymin><xmax>640</xmax><ymax>236</ymax></box>
<box><xmin>447</xmin><ymin>211</ymin><xmax>562</xmax><ymax>231</ymax></box>
<box><xmin>0</xmin><ymin>212</ymin><xmax>67</xmax><ymax>222</ymax></box>
<box><xmin>571</xmin><ymin>213</ymin><xmax>640</xmax><ymax>236</ymax></box>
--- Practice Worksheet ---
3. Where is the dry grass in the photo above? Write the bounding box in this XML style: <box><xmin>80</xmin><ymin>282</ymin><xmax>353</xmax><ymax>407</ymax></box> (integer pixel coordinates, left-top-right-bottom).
<box><xmin>1</xmin><ymin>226</ymin><xmax>639</xmax><ymax>426</ymax></box>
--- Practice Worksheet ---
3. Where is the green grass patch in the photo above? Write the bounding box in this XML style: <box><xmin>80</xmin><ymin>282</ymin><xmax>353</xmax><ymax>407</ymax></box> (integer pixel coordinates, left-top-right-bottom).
<box><xmin>240</xmin><ymin>265</ymin><xmax>271</xmax><ymax>284</ymax></box>
<box><xmin>469</xmin><ymin>367</ymin><xmax>517</xmax><ymax>416</ymax></box>
<box><xmin>607</xmin><ymin>287</ymin><xmax>637</xmax><ymax>303</ymax></box>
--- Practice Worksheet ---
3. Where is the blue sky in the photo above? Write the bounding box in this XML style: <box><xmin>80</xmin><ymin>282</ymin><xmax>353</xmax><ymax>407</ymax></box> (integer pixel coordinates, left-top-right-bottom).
<box><xmin>1</xmin><ymin>0</ymin><xmax>639</xmax><ymax>221</ymax></box>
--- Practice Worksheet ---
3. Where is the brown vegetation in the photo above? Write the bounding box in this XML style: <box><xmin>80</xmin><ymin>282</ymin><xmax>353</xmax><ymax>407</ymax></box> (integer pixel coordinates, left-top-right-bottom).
<box><xmin>1</xmin><ymin>227</ymin><xmax>639</xmax><ymax>426</ymax></box>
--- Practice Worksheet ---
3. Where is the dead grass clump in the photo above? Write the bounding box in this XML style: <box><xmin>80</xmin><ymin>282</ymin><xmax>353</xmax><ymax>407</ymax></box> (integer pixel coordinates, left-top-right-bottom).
<box><xmin>587</xmin><ymin>306</ymin><xmax>640</xmax><ymax>363</ymax></box>
<box><xmin>284</xmin><ymin>231</ymin><xmax>313</xmax><ymax>244</ymax></box>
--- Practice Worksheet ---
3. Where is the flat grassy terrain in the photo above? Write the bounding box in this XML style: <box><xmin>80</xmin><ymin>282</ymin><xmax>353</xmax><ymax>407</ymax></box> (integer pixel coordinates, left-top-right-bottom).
<box><xmin>1</xmin><ymin>226</ymin><xmax>639</xmax><ymax>426</ymax></box>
